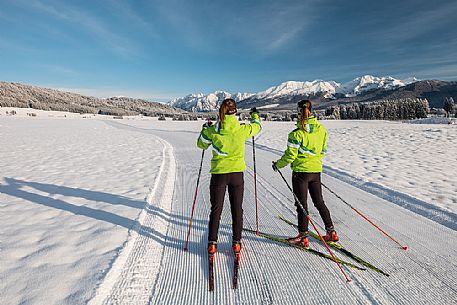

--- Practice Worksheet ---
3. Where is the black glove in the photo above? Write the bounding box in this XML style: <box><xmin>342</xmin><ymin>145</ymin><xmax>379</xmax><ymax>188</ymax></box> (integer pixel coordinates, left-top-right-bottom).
<box><xmin>250</xmin><ymin>107</ymin><xmax>258</xmax><ymax>115</ymax></box>
<box><xmin>272</xmin><ymin>161</ymin><xmax>278</xmax><ymax>172</ymax></box>
<box><xmin>202</xmin><ymin>121</ymin><xmax>213</xmax><ymax>128</ymax></box>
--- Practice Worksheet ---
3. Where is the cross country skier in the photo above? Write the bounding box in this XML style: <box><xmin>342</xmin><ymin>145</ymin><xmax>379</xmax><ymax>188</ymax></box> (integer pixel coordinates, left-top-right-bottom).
<box><xmin>197</xmin><ymin>99</ymin><xmax>261</xmax><ymax>256</ymax></box>
<box><xmin>272</xmin><ymin>99</ymin><xmax>339</xmax><ymax>248</ymax></box>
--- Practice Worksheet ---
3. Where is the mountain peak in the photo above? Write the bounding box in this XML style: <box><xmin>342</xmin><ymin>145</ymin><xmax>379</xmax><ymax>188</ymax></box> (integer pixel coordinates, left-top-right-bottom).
<box><xmin>167</xmin><ymin>75</ymin><xmax>420</xmax><ymax>112</ymax></box>
<box><xmin>336</xmin><ymin>75</ymin><xmax>408</xmax><ymax>96</ymax></box>
<box><xmin>168</xmin><ymin>90</ymin><xmax>254</xmax><ymax>112</ymax></box>
<box><xmin>259</xmin><ymin>80</ymin><xmax>340</xmax><ymax>99</ymax></box>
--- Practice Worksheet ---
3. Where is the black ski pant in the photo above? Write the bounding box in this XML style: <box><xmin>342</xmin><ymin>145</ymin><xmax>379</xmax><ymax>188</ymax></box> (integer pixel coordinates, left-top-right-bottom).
<box><xmin>208</xmin><ymin>172</ymin><xmax>244</xmax><ymax>243</ymax></box>
<box><xmin>292</xmin><ymin>172</ymin><xmax>334</xmax><ymax>233</ymax></box>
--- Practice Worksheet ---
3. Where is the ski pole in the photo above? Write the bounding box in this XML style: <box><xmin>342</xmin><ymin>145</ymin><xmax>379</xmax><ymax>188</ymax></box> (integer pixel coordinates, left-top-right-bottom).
<box><xmin>321</xmin><ymin>182</ymin><xmax>408</xmax><ymax>250</ymax></box>
<box><xmin>275</xmin><ymin>165</ymin><xmax>352</xmax><ymax>283</ymax></box>
<box><xmin>184</xmin><ymin>149</ymin><xmax>205</xmax><ymax>251</ymax></box>
<box><xmin>252</xmin><ymin>136</ymin><xmax>259</xmax><ymax>235</ymax></box>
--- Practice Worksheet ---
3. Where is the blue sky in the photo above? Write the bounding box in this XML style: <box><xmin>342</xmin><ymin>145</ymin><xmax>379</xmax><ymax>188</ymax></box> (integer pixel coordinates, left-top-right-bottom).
<box><xmin>1</xmin><ymin>0</ymin><xmax>456</xmax><ymax>100</ymax></box>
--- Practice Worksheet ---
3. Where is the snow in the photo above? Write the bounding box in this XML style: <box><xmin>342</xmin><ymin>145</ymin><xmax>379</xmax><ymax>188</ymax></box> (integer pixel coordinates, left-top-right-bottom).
<box><xmin>0</xmin><ymin>109</ymin><xmax>167</xmax><ymax>304</ymax></box>
<box><xmin>168</xmin><ymin>91</ymin><xmax>254</xmax><ymax>112</ymax></box>
<box><xmin>408</xmin><ymin>117</ymin><xmax>456</xmax><ymax>125</ymax></box>
<box><xmin>1</xmin><ymin>108</ymin><xmax>456</xmax><ymax>305</ymax></box>
<box><xmin>257</xmin><ymin>103</ymin><xmax>280</xmax><ymax>109</ymax></box>
<box><xmin>255</xmin><ymin>80</ymin><xmax>339</xmax><ymax>99</ymax></box>
<box><xmin>336</xmin><ymin>75</ymin><xmax>408</xmax><ymax>96</ymax></box>
<box><xmin>255</xmin><ymin>120</ymin><xmax>457</xmax><ymax>215</ymax></box>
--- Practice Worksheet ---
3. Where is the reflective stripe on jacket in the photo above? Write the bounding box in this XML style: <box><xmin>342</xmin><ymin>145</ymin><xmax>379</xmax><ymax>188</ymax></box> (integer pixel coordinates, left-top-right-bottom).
<box><xmin>197</xmin><ymin>113</ymin><xmax>261</xmax><ymax>174</ymax></box>
<box><xmin>275</xmin><ymin>116</ymin><xmax>327</xmax><ymax>173</ymax></box>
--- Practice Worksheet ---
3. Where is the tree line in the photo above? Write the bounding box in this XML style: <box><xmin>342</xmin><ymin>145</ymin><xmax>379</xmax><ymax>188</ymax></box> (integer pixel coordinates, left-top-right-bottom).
<box><xmin>325</xmin><ymin>98</ymin><xmax>429</xmax><ymax>120</ymax></box>
<box><xmin>0</xmin><ymin>82</ymin><xmax>181</xmax><ymax>117</ymax></box>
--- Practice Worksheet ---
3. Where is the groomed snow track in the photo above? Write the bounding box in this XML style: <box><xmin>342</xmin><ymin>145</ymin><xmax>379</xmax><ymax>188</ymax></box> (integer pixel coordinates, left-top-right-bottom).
<box><xmin>95</xmin><ymin>121</ymin><xmax>457</xmax><ymax>305</ymax></box>
<box><xmin>88</xmin><ymin>132</ymin><xmax>176</xmax><ymax>305</ymax></box>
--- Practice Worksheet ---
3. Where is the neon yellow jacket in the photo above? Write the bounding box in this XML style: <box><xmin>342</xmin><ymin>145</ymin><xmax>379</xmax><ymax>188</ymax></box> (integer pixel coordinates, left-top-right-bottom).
<box><xmin>197</xmin><ymin>113</ymin><xmax>261</xmax><ymax>174</ymax></box>
<box><xmin>275</xmin><ymin>116</ymin><xmax>327</xmax><ymax>173</ymax></box>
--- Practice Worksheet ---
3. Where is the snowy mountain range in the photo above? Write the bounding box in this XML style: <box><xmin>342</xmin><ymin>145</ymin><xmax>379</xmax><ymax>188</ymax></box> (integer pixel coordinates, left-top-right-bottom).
<box><xmin>335</xmin><ymin>75</ymin><xmax>418</xmax><ymax>96</ymax></box>
<box><xmin>254</xmin><ymin>80</ymin><xmax>340</xmax><ymax>100</ymax></box>
<box><xmin>167</xmin><ymin>75</ymin><xmax>418</xmax><ymax>112</ymax></box>
<box><xmin>168</xmin><ymin>91</ymin><xmax>254</xmax><ymax>112</ymax></box>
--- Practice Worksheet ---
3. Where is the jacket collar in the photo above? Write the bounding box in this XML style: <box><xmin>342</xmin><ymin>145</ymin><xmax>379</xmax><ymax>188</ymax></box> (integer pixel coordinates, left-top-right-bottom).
<box><xmin>295</xmin><ymin>115</ymin><xmax>317</xmax><ymax>128</ymax></box>
<box><xmin>216</xmin><ymin>115</ymin><xmax>239</xmax><ymax>133</ymax></box>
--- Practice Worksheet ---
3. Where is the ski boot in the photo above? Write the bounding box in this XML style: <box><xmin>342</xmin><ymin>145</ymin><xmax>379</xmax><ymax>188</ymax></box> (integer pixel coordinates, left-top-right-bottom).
<box><xmin>323</xmin><ymin>228</ymin><xmax>339</xmax><ymax>242</ymax></box>
<box><xmin>287</xmin><ymin>232</ymin><xmax>309</xmax><ymax>248</ymax></box>
<box><xmin>208</xmin><ymin>242</ymin><xmax>216</xmax><ymax>291</ymax></box>
<box><xmin>208</xmin><ymin>241</ymin><xmax>217</xmax><ymax>255</ymax></box>
<box><xmin>232</xmin><ymin>241</ymin><xmax>241</xmax><ymax>289</ymax></box>
<box><xmin>232</xmin><ymin>241</ymin><xmax>241</xmax><ymax>254</ymax></box>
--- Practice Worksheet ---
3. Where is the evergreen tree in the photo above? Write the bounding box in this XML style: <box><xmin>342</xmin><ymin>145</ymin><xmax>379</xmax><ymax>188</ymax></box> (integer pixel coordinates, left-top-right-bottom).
<box><xmin>443</xmin><ymin>97</ymin><xmax>454</xmax><ymax>117</ymax></box>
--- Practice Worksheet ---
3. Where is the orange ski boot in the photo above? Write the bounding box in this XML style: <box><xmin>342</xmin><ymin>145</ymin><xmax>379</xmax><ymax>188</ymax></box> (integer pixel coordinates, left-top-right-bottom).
<box><xmin>207</xmin><ymin>241</ymin><xmax>217</xmax><ymax>255</ymax></box>
<box><xmin>287</xmin><ymin>232</ymin><xmax>309</xmax><ymax>248</ymax></box>
<box><xmin>232</xmin><ymin>241</ymin><xmax>241</xmax><ymax>254</ymax></box>
<box><xmin>323</xmin><ymin>229</ymin><xmax>339</xmax><ymax>242</ymax></box>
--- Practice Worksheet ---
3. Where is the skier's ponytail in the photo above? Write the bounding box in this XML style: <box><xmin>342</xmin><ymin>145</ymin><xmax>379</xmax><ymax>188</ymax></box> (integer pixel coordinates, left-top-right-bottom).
<box><xmin>218</xmin><ymin>98</ymin><xmax>237</xmax><ymax>129</ymax></box>
<box><xmin>298</xmin><ymin>100</ymin><xmax>312</xmax><ymax>132</ymax></box>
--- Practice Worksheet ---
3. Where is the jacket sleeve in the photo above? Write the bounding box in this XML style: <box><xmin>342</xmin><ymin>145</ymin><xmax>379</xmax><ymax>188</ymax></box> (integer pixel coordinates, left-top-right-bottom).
<box><xmin>321</xmin><ymin>127</ymin><xmax>327</xmax><ymax>155</ymax></box>
<box><xmin>197</xmin><ymin>127</ymin><xmax>212</xmax><ymax>150</ymax></box>
<box><xmin>243</xmin><ymin>112</ymin><xmax>262</xmax><ymax>139</ymax></box>
<box><xmin>275</xmin><ymin>131</ymin><xmax>300</xmax><ymax>169</ymax></box>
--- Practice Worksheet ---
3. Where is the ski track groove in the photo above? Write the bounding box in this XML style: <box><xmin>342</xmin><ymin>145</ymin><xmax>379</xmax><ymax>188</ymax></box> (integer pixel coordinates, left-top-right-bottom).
<box><xmin>242</xmin><ymin>218</ymin><xmax>274</xmax><ymax>305</ymax></box>
<box><xmin>242</xmin><ymin>146</ymin><xmax>456</xmax><ymax>304</ymax></box>
<box><xmin>326</xmin><ymin>176</ymin><xmax>457</xmax><ymax>261</ymax></box>
<box><xmin>244</xmin><ymin>167</ymin><xmax>369</xmax><ymax>305</ymax></box>
<box><xmin>319</xmin><ymin>175</ymin><xmax>457</xmax><ymax>296</ymax></box>
<box><xmin>87</xmin><ymin>135</ymin><xmax>176</xmax><ymax>305</ymax></box>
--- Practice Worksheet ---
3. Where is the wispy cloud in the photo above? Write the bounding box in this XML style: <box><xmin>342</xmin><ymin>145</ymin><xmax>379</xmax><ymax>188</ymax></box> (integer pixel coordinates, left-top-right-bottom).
<box><xmin>152</xmin><ymin>1</ymin><xmax>211</xmax><ymax>50</ymax></box>
<box><xmin>0</xmin><ymin>37</ymin><xmax>33</xmax><ymax>53</ymax></box>
<box><xmin>322</xmin><ymin>53</ymin><xmax>457</xmax><ymax>82</ymax></box>
<box><xmin>28</xmin><ymin>0</ymin><xmax>141</xmax><ymax>58</ymax></box>
<box><xmin>371</xmin><ymin>2</ymin><xmax>457</xmax><ymax>46</ymax></box>
<box><xmin>228</xmin><ymin>2</ymin><xmax>314</xmax><ymax>53</ymax></box>
<box><xmin>104</xmin><ymin>0</ymin><xmax>158</xmax><ymax>37</ymax></box>
<box><xmin>153</xmin><ymin>0</ymin><xmax>318</xmax><ymax>53</ymax></box>
<box><xmin>34</xmin><ymin>64</ymin><xmax>80</xmax><ymax>77</ymax></box>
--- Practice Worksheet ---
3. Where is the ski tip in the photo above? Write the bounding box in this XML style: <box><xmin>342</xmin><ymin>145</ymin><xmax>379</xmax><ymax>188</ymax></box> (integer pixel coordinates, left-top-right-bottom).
<box><xmin>347</xmin><ymin>279</ymin><xmax>352</xmax><ymax>283</ymax></box>
<box><xmin>402</xmin><ymin>246</ymin><xmax>408</xmax><ymax>250</ymax></box>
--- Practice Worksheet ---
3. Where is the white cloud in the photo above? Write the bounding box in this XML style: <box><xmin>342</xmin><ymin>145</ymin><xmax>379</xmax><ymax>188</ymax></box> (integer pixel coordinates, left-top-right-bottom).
<box><xmin>103</xmin><ymin>0</ymin><xmax>158</xmax><ymax>38</ymax></box>
<box><xmin>34</xmin><ymin>64</ymin><xmax>80</xmax><ymax>77</ymax></box>
<box><xmin>382</xmin><ymin>2</ymin><xmax>457</xmax><ymax>43</ymax></box>
<box><xmin>28</xmin><ymin>0</ymin><xmax>141</xmax><ymax>58</ymax></box>
<box><xmin>151</xmin><ymin>0</ymin><xmax>317</xmax><ymax>53</ymax></box>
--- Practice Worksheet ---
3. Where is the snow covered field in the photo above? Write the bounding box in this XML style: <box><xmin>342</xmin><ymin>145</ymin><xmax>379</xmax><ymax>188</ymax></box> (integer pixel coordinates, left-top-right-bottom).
<box><xmin>1</xmin><ymin>108</ymin><xmax>456</xmax><ymax>304</ymax></box>
<box><xmin>256</xmin><ymin>120</ymin><xmax>457</xmax><ymax>215</ymax></box>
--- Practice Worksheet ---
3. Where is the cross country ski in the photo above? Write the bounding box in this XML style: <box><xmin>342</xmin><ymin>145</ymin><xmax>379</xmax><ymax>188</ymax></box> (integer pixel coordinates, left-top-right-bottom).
<box><xmin>278</xmin><ymin>215</ymin><xmax>390</xmax><ymax>276</ymax></box>
<box><xmin>243</xmin><ymin>228</ymin><xmax>366</xmax><ymax>271</ymax></box>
